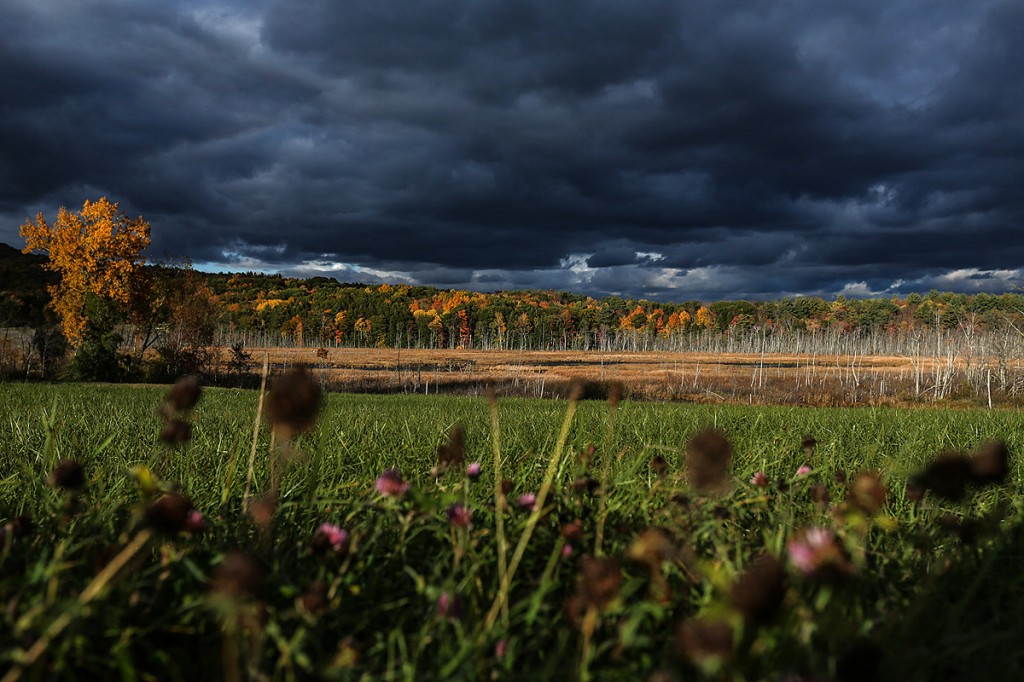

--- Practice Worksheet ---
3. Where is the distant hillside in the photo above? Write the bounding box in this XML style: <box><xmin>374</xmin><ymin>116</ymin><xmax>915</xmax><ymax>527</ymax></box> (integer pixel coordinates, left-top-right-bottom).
<box><xmin>3</xmin><ymin>242</ymin><xmax>1024</xmax><ymax>351</ymax></box>
<box><xmin>0</xmin><ymin>243</ymin><xmax>56</xmax><ymax>326</ymax></box>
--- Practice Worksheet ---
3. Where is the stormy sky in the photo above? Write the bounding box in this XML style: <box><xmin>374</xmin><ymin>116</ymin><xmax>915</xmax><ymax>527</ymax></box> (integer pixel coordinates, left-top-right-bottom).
<box><xmin>2</xmin><ymin>0</ymin><xmax>1022</xmax><ymax>301</ymax></box>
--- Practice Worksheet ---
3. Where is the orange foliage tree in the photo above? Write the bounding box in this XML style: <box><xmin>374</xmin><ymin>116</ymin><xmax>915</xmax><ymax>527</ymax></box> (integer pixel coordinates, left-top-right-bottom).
<box><xmin>20</xmin><ymin>197</ymin><xmax>150</xmax><ymax>345</ymax></box>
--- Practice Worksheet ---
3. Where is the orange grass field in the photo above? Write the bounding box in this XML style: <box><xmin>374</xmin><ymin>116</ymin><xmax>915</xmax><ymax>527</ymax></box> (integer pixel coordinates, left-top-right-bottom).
<box><xmin>218</xmin><ymin>347</ymin><xmax>983</xmax><ymax>406</ymax></box>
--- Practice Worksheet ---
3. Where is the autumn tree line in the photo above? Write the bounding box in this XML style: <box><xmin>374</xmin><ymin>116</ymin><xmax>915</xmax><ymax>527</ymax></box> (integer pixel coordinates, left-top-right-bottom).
<box><xmin>4</xmin><ymin>198</ymin><xmax>1024</xmax><ymax>386</ymax></box>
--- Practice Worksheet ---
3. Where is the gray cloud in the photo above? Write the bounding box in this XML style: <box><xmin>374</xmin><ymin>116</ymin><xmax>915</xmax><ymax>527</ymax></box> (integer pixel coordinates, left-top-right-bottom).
<box><xmin>1</xmin><ymin>0</ymin><xmax>1022</xmax><ymax>300</ymax></box>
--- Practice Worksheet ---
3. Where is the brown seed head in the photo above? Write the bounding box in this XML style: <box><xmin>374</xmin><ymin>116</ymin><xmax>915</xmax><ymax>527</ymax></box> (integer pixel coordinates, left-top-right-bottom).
<box><xmin>628</xmin><ymin>528</ymin><xmax>673</xmax><ymax>569</ymax></box>
<box><xmin>145</xmin><ymin>493</ymin><xmax>194</xmax><ymax>535</ymax></box>
<box><xmin>676</xmin><ymin>618</ymin><xmax>734</xmax><ymax>664</ymax></box>
<box><xmin>651</xmin><ymin>454</ymin><xmax>668</xmax><ymax>479</ymax></box>
<box><xmin>249</xmin><ymin>493</ymin><xmax>277</xmax><ymax>528</ymax></box>
<box><xmin>300</xmin><ymin>580</ymin><xmax>328</xmax><ymax>614</ymax></box>
<box><xmin>801</xmin><ymin>434</ymin><xmax>818</xmax><ymax>453</ymax></box>
<box><xmin>607</xmin><ymin>381</ymin><xmax>624</xmax><ymax>408</ymax></box>
<box><xmin>848</xmin><ymin>472</ymin><xmax>886</xmax><ymax>515</ymax></box>
<box><xmin>577</xmin><ymin>556</ymin><xmax>622</xmax><ymax>610</ymax></box>
<box><xmin>561</xmin><ymin>519</ymin><xmax>584</xmax><ymax>540</ymax></box>
<box><xmin>918</xmin><ymin>451</ymin><xmax>973</xmax><ymax>501</ymax></box>
<box><xmin>685</xmin><ymin>428</ymin><xmax>733</xmax><ymax>494</ymax></box>
<box><xmin>436</xmin><ymin>424</ymin><xmax>466</xmax><ymax>470</ymax></box>
<box><xmin>729</xmin><ymin>554</ymin><xmax>786</xmax><ymax>627</ymax></box>
<box><xmin>971</xmin><ymin>440</ymin><xmax>1010</xmax><ymax>485</ymax></box>
<box><xmin>165</xmin><ymin>376</ymin><xmax>201</xmax><ymax>411</ymax></box>
<box><xmin>905</xmin><ymin>479</ymin><xmax>926</xmax><ymax>504</ymax></box>
<box><xmin>48</xmin><ymin>459</ymin><xmax>85</xmax><ymax>491</ymax></box>
<box><xmin>808</xmin><ymin>483</ymin><xmax>831</xmax><ymax>507</ymax></box>
<box><xmin>266</xmin><ymin>367</ymin><xmax>321</xmax><ymax>436</ymax></box>
<box><xmin>159</xmin><ymin>418</ymin><xmax>192</xmax><ymax>446</ymax></box>
<box><xmin>211</xmin><ymin>552</ymin><xmax>263</xmax><ymax>599</ymax></box>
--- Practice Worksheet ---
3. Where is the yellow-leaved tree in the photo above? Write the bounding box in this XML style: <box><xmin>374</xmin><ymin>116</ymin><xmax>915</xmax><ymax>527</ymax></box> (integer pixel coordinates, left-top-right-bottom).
<box><xmin>21</xmin><ymin>197</ymin><xmax>150</xmax><ymax>346</ymax></box>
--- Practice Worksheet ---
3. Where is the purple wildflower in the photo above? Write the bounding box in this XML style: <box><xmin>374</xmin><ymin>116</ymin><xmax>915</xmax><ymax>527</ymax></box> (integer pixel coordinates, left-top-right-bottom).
<box><xmin>317</xmin><ymin>523</ymin><xmax>349</xmax><ymax>552</ymax></box>
<box><xmin>375</xmin><ymin>469</ymin><xmax>410</xmax><ymax>497</ymax></box>
<box><xmin>787</xmin><ymin>527</ymin><xmax>853</xmax><ymax>581</ymax></box>
<box><xmin>517</xmin><ymin>493</ymin><xmax>537</xmax><ymax>511</ymax></box>
<box><xmin>446</xmin><ymin>503</ymin><xmax>473</xmax><ymax>528</ymax></box>
<box><xmin>438</xmin><ymin>591</ymin><xmax>462</xmax><ymax>620</ymax></box>
<box><xmin>796</xmin><ymin>465</ymin><xmax>812</xmax><ymax>477</ymax></box>
<box><xmin>466</xmin><ymin>462</ymin><xmax>482</xmax><ymax>480</ymax></box>
<box><xmin>751</xmin><ymin>471</ymin><xmax>769</xmax><ymax>488</ymax></box>
<box><xmin>185</xmin><ymin>509</ymin><xmax>207</xmax><ymax>534</ymax></box>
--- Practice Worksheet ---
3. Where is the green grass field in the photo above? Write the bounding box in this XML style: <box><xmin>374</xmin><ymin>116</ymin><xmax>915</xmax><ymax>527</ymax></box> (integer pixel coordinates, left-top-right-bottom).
<box><xmin>2</xmin><ymin>382</ymin><xmax>1023</xmax><ymax>680</ymax></box>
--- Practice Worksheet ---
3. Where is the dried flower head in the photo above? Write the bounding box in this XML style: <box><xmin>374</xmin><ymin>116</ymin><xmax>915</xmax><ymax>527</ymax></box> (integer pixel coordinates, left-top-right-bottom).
<box><xmin>572</xmin><ymin>476</ymin><xmax>600</xmax><ymax>495</ymax></box>
<box><xmin>676</xmin><ymin>618</ymin><xmax>734</xmax><ymax>665</ymax></box>
<box><xmin>971</xmin><ymin>440</ymin><xmax>1010</xmax><ymax>485</ymax></box>
<box><xmin>917</xmin><ymin>451</ymin><xmax>973</xmax><ymax>501</ymax></box>
<box><xmin>576</xmin><ymin>556</ymin><xmax>622</xmax><ymax>610</ymax></box>
<box><xmin>375</xmin><ymin>469</ymin><xmax>410</xmax><ymax>497</ymax></box>
<box><xmin>801</xmin><ymin>434</ymin><xmax>818</xmax><ymax>454</ymax></box>
<box><xmin>10</xmin><ymin>514</ymin><xmax>33</xmax><ymax>539</ymax></box>
<box><xmin>848</xmin><ymin>472</ymin><xmax>886</xmax><ymax>514</ymax></box>
<box><xmin>436</xmin><ymin>424</ymin><xmax>466</xmax><ymax>470</ymax></box>
<box><xmin>249</xmin><ymin>493</ymin><xmax>276</xmax><ymax>528</ymax></box>
<box><xmin>729</xmin><ymin>554</ymin><xmax>787</xmax><ymax>627</ymax></box>
<box><xmin>561</xmin><ymin>519</ymin><xmax>584</xmax><ymax>540</ymax></box>
<box><xmin>300</xmin><ymin>580</ymin><xmax>329</xmax><ymax>614</ymax></box>
<box><xmin>211</xmin><ymin>552</ymin><xmax>263</xmax><ymax>600</ymax></box>
<box><xmin>834</xmin><ymin>469</ymin><xmax>848</xmax><ymax>485</ymax></box>
<box><xmin>48</xmin><ymin>459</ymin><xmax>85</xmax><ymax>491</ymax></box>
<box><xmin>750</xmin><ymin>471</ymin><xmax>769</xmax><ymax>488</ymax></box>
<box><xmin>809</xmin><ymin>483</ymin><xmax>831</xmax><ymax>507</ymax></box>
<box><xmin>145</xmin><ymin>493</ymin><xmax>195</xmax><ymax>535</ymax></box>
<box><xmin>446</xmin><ymin>503</ymin><xmax>473</xmax><ymax>528</ymax></box>
<box><xmin>607</xmin><ymin>381</ymin><xmax>624</xmax><ymax>408</ymax></box>
<box><xmin>266</xmin><ymin>367</ymin><xmax>321</xmax><ymax>436</ymax></box>
<box><xmin>159</xmin><ymin>418</ymin><xmax>192</xmax><ymax>446</ymax></box>
<box><xmin>628</xmin><ymin>527</ymin><xmax>674</xmax><ymax>570</ymax></box>
<box><xmin>165</xmin><ymin>376</ymin><xmax>201</xmax><ymax>411</ymax></box>
<box><xmin>651</xmin><ymin>455</ymin><xmax>669</xmax><ymax>479</ymax></box>
<box><xmin>685</xmin><ymin>428</ymin><xmax>733</xmax><ymax>494</ymax></box>
<box><xmin>905</xmin><ymin>479</ymin><xmax>926</xmax><ymax>504</ymax></box>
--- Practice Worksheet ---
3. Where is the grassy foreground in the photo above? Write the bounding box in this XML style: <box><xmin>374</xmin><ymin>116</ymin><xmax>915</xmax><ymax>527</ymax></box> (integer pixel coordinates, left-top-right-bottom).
<box><xmin>1</xmin><ymin>382</ymin><xmax>1023</xmax><ymax>680</ymax></box>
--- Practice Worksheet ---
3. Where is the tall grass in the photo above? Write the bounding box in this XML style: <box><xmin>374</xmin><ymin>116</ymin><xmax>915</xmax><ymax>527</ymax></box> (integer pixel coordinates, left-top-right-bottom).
<box><xmin>1</xmin><ymin>383</ymin><xmax>1022</xmax><ymax>680</ymax></box>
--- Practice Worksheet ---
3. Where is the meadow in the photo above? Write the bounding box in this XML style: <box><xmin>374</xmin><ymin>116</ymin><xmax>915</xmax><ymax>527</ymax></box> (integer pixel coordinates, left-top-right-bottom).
<box><xmin>1</xmin><ymin>379</ymin><xmax>1022</xmax><ymax>680</ymax></box>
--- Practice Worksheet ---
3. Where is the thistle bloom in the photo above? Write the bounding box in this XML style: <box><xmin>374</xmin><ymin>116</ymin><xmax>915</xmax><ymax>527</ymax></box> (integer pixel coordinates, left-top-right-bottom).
<box><xmin>466</xmin><ymin>462</ymin><xmax>482</xmax><ymax>480</ymax></box>
<box><xmin>446</xmin><ymin>503</ymin><xmax>473</xmax><ymax>528</ymax></box>
<box><xmin>517</xmin><ymin>493</ymin><xmax>537</xmax><ymax>511</ymax></box>
<box><xmin>375</xmin><ymin>469</ymin><xmax>410</xmax><ymax>497</ymax></box>
<box><xmin>438</xmin><ymin>591</ymin><xmax>462</xmax><ymax>620</ymax></box>
<box><xmin>787</xmin><ymin>527</ymin><xmax>853</xmax><ymax>580</ymax></box>
<box><xmin>185</xmin><ymin>509</ymin><xmax>207</xmax><ymax>534</ymax></box>
<box><xmin>316</xmin><ymin>523</ymin><xmax>349</xmax><ymax>552</ymax></box>
<box><xmin>751</xmin><ymin>471</ymin><xmax>769</xmax><ymax>488</ymax></box>
<box><xmin>796</xmin><ymin>465</ymin><xmax>812</xmax><ymax>477</ymax></box>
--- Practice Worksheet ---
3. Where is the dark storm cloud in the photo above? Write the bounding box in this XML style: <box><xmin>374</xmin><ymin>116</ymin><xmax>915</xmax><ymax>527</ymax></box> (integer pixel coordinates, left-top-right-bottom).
<box><xmin>1</xmin><ymin>0</ymin><xmax>1022</xmax><ymax>299</ymax></box>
